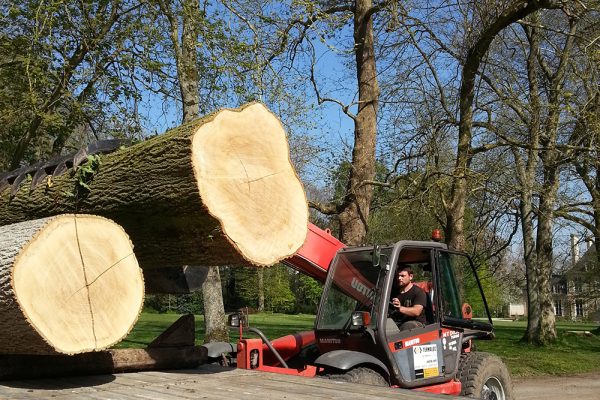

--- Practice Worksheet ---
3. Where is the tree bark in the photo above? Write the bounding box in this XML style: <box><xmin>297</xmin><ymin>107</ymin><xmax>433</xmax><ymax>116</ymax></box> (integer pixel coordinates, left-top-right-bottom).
<box><xmin>533</xmin><ymin>14</ymin><xmax>578</xmax><ymax>345</ymax></box>
<box><xmin>158</xmin><ymin>0</ymin><xmax>200</xmax><ymax>123</ymax></box>
<box><xmin>0</xmin><ymin>346</ymin><xmax>206</xmax><ymax>380</ymax></box>
<box><xmin>521</xmin><ymin>195</ymin><xmax>541</xmax><ymax>342</ymax></box>
<box><xmin>337</xmin><ymin>0</ymin><xmax>379</xmax><ymax>246</ymax></box>
<box><xmin>0</xmin><ymin>103</ymin><xmax>309</xmax><ymax>269</ymax></box>
<box><xmin>535</xmin><ymin>109</ymin><xmax>561</xmax><ymax>345</ymax></box>
<box><xmin>201</xmin><ymin>266</ymin><xmax>227</xmax><ymax>343</ymax></box>
<box><xmin>0</xmin><ymin>214</ymin><xmax>143</xmax><ymax>355</ymax></box>
<box><xmin>535</xmin><ymin>176</ymin><xmax>559</xmax><ymax>344</ymax></box>
<box><xmin>521</xmin><ymin>16</ymin><xmax>542</xmax><ymax>342</ymax></box>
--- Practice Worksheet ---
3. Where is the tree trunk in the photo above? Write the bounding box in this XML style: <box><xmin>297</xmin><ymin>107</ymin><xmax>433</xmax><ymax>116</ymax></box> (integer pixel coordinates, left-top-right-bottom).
<box><xmin>0</xmin><ymin>346</ymin><xmax>206</xmax><ymax>380</ymax></box>
<box><xmin>531</xmin><ymin>14</ymin><xmax>577</xmax><ymax>344</ymax></box>
<box><xmin>0</xmin><ymin>103</ymin><xmax>309</xmax><ymax>269</ymax></box>
<box><xmin>156</xmin><ymin>0</ymin><xmax>199</xmax><ymax>124</ymax></box>
<box><xmin>0</xmin><ymin>214</ymin><xmax>143</xmax><ymax>355</ymax></box>
<box><xmin>521</xmin><ymin>17</ymin><xmax>542</xmax><ymax>342</ymax></box>
<box><xmin>338</xmin><ymin>0</ymin><xmax>379</xmax><ymax>246</ymax></box>
<box><xmin>535</xmin><ymin>180</ymin><xmax>559</xmax><ymax>344</ymax></box>
<box><xmin>521</xmin><ymin>199</ymin><xmax>541</xmax><ymax>342</ymax></box>
<box><xmin>535</xmin><ymin>102</ymin><xmax>562</xmax><ymax>345</ymax></box>
<box><xmin>201</xmin><ymin>266</ymin><xmax>228</xmax><ymax>343</ymax></box>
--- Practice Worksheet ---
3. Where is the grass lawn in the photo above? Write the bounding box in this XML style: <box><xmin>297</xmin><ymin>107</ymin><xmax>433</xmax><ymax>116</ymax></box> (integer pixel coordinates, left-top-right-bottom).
<box><xmin>477</xmin><ymin>319</ymin><xmax>600</xmax><ymax>377</ymax></box>
<box><xmin>118</xmin><ymin>312</ymin><xmax>600</xmax><ymax>378</ymax></box>
<box><xmin>114</xmin><ymin>312</ymin><xmax>316</xmax><ymax>349</ymax></box>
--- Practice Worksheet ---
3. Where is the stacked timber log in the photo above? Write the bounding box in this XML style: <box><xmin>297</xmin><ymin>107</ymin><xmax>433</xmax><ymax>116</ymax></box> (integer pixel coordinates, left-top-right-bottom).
<box><xmin>0</xmin><ymin>103</ymin><xmax>309</xmax><ymax>269</ymax></box>
<box><xmin>0</xmin><ymin>315</ymin><xmax>207</xmax><ymax>379</ymax></box>
<box><xmin>0</xmin><ymin>214</ymin><xmax>144</xmax><ymax>355</ymax></box>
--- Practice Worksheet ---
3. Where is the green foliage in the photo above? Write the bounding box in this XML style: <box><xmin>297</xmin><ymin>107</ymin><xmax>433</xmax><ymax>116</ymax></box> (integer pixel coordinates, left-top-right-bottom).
<box><xmin>293</xmin><ymin>274</ymin><xmax>323</xmax><ymax>314</ymax></box>
<box><xmin>227</xmin><ymin>264</ymin><xmax>296</xmax><ymax>313</ymax></box>
<box><xmin>0</xmin><ymin>0</ymin><xmax>147</xmax><ymax>169</ymax></box>
<box><xmin>75</xmin><ymin>155</ymin><xmax>101</xmax><ymax>191</ymax></box>
<box><xmin>232</xmin><ymin>266</ymin><xmax>260</xmax><ymax>308</ymax></box>
<box><xmin>143</xmin><ymin>293</ymin><xmax>204</xmax><ymax>315</ymax></box>
<box><xmin>367</xmin><ymin>198</ymin><xmax>440</xmax><ymax>244</ymax></box>
<box><xmin>465</xmin><ymin>268</ymin><xmax>506</xmax><ymax>318</ymax></box>
<box><xmin>150</xmin><ymin>264</ymin><xmax>322</xmax><ymax>315</ymax></box>
<box><xmin>263</xmin><ymin>265</ymin><xmax>296</xmax><ymax>313</ymax></box>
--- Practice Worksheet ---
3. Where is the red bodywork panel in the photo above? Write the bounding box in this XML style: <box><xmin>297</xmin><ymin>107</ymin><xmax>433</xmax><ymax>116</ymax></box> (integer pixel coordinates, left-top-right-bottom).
<box><xmin>263</xmin><ymin>331</ymin><xmax>316</xmax><ymax>366</ymax></box>
<box><xmin>237</xmin><ymin>337</ymin><xmax>318</xmax><ymax>377</ymax></box>
<box><xmin>283</xmin><ymin>223</ymin><xmax>345</xmax><ymax>282</ymax></box>
<box><xmin>413</xmin><ymin>380</ymin><xmax>462</xmax><ymax>395</ymax></box>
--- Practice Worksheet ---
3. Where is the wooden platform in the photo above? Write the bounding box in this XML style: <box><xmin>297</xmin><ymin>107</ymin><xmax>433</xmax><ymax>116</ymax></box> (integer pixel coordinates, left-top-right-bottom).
<box><xmin>0</xmin><ymin>364</ymin><xmax>453</xmax><ymax>399</ymax></box>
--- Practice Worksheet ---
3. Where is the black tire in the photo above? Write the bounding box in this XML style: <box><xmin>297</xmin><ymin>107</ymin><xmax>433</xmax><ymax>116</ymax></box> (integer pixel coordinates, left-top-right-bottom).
<box><xmin>327</xmin><ymin>367</ymin><xmax>388</xmax><ymax>386</ymax></box>
<box><xmin>457</xmin><ymin>352</ymin><xmax>514</xmax><ymax>400</ymax></box>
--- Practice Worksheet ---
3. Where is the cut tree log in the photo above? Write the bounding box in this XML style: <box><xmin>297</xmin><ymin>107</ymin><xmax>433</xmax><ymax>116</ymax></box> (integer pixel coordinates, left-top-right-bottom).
<box><xmin>0</xmin><ymin>346</ymin><xmax>206</xmax><ymax>380</ymax></box>
<box><xmin>0</xmin><ymin>103</ymin><xmax>308</xmax><ymax>268</ymax></box>
<box><xmin>0</xmin><ymin>214</ymin><xmax>144</xmax><ymax>355</ymax></box>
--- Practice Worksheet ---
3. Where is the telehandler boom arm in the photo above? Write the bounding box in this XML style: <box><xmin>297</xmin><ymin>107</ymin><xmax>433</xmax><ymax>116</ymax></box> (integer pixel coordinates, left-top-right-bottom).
<box><xmin>282</xmin><ymin>223</ymin><xmax>345</xmax><ymax>282</ymax></box>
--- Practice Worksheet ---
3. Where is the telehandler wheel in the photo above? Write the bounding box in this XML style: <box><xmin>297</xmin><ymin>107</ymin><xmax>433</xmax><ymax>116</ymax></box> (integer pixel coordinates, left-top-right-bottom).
<box><xmin>328</xmin><ymin>367</ymin><xmax>388</xmax><ymax>386</ymax></box>
<box><xmin>457</xmin><ymin>352</ymin><xmax>513</xmax><ymax>400</ymax></box>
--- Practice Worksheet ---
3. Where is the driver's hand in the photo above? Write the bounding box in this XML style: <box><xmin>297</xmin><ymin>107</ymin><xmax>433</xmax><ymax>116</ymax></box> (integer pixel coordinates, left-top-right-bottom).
<box><xmin>392</xmin><ymin>298</ymin><xmax>400</xmax><ymax>309</ymax></box>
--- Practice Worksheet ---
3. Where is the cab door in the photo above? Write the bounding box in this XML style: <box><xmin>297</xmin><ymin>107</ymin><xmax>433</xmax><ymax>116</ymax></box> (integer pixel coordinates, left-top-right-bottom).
<box><xmin>384</xmin><ymin>249</ymin><xmax>447</xmax><ymax>388</ymax></box>
<box><xmin>435</xmin><ymin>250</ymin><xmax>494</xmax><ymax>378</ymax></box>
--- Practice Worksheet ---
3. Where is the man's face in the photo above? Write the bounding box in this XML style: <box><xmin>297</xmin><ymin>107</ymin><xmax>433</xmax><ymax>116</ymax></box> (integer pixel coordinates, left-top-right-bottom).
<box><xmin>397</xmin><ymin>270</ymin><xmax>412</xmax><ymax>288</ymax></box>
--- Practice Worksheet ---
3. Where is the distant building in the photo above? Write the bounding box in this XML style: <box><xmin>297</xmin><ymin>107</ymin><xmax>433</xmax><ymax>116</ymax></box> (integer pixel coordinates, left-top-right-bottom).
<box><xmin>551</xmin><ymin>235</ymin><xmax>600</xmax><ymax>321</ymax></box>
<box><xmin>507</xmin><ymin>303</ymin><xmax>526</xmax><ymax>317</ymax></box>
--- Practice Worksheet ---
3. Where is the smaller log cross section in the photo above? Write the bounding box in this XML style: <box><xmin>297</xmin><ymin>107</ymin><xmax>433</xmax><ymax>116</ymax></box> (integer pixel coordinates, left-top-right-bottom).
<box><xmin>0</xmin><ymin>214</ymin><xmax>144</xmax><ymax>355</ymax></box>
<box><xmin>0</xmin><ymin>103</ymin><xmax>309</xmax><ymax>269</ymax></box>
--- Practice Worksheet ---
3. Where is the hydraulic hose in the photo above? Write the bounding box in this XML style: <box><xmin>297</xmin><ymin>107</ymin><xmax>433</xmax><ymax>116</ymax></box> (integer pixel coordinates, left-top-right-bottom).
<box><xmin>248</xmin><ymin>327</ymin><xmax>289</xmax><ymax>369</ymax></box>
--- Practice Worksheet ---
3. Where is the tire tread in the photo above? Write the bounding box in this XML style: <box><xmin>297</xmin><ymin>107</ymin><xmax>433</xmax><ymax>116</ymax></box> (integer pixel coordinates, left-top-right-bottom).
<box><xmin>326</xmin><ymin>367</ymin><xmax>388</xmax><ymax>386</ymax></box>
<box><xmin>457</xmin><ymin>351</ymin><xmax>514</xmax><ymax>399</ymax></box>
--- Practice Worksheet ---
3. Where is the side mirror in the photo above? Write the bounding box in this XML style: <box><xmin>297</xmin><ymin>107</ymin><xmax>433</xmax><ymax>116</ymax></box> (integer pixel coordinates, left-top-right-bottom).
<box><xmin>351</xmin><ymin>311</ymin><xmax>371</xmax><ymax>328</ymax></box>
<box><xmin>462</xmin><ymin>303</ymin><xmax>473</xmax><ymax>320</ymax></box>
<box><xmin>228</xmin><ymin>312</ymin><xmax>247</xmax><ymax>328</ymax></box>
<box><xmin>372</xmin><ymin>245</ymin><xmax>381</xmax><ymax>267</ymax></box>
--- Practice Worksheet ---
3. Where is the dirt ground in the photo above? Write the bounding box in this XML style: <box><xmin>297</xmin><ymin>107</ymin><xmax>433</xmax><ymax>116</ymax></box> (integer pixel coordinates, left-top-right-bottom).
<box><xmin>514</xmin><ymin>372</ymin><xmax>600</xmax><ymax>400</ymax></box>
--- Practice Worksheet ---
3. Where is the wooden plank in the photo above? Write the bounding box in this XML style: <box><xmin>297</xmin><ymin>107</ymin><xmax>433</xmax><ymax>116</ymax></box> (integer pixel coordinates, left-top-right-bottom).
<box><xmin>0</xmin><ymin>365</ymin><xmax>455</xmax><ymax>399</ymax></box>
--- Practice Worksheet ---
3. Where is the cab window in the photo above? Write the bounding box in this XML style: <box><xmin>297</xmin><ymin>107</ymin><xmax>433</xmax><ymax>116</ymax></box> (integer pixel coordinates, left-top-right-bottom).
<box><xmin>438</xmin><ymin>251</ymin><xmax>492</xmax><ymax>329</ymax></box>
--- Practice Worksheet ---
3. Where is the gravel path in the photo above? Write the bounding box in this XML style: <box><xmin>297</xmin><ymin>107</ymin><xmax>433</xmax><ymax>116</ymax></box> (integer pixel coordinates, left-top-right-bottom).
<box><xmin>515</xmin><ymin>372</ymin><xmax>600</xmax><ymax>400</ymax></box>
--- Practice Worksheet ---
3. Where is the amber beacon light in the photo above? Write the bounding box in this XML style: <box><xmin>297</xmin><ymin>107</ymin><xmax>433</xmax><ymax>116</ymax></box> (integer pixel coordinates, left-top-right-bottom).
<box><xmin>431</xmin><ymin>229</ymin><xmax>442</xmax><ymax>242</ymax></box>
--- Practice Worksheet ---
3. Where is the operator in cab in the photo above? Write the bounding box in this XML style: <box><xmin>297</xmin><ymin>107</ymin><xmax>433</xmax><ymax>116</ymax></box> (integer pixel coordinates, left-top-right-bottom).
<box><xmin>390</xmin><ymin>266</ymin><xmax>427</xmax><ymax>331</ymax></box>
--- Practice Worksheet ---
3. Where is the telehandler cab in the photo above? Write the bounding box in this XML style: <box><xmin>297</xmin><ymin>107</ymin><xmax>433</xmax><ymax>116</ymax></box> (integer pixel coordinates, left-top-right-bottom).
<box><xmin>204</xmin><ymin>225</ymin><xmax>513</xmax><ymax>400</ymax></box>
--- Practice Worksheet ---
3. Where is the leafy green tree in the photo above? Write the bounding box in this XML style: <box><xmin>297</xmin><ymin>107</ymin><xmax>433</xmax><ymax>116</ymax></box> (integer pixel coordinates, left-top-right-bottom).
<box><xmin>263</xmin><ymin>266</ymin><xmax>295</xmax><ymax>313</ymax></box>
<box><xmin>292</xmin><ymin>274</ymin><xmax>323</xmax><ymax>314</ymax></box>
<box><xmin>226</xmin><ymin>264</ymin><xmax>298</xmax><ymax>313</ymax></box>
<box><xmin>0</xmin><ymin>0</ymin><xmax>147</xmax><ymax>169</ymax></box>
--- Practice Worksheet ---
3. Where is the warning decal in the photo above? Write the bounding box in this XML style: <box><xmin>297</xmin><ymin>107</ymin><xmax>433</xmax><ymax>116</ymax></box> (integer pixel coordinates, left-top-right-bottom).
<box><xmin>413</xmin><ymin>344</ymin><xmax>439</xmax><ymax>378</ymax></box>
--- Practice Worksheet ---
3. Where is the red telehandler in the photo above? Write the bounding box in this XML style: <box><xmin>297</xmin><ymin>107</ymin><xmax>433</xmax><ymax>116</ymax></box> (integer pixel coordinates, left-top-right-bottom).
<box><xmin>203</xmin><ymin>224</ymin><xmax>513</xmax><ymax>400</ymax></box>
